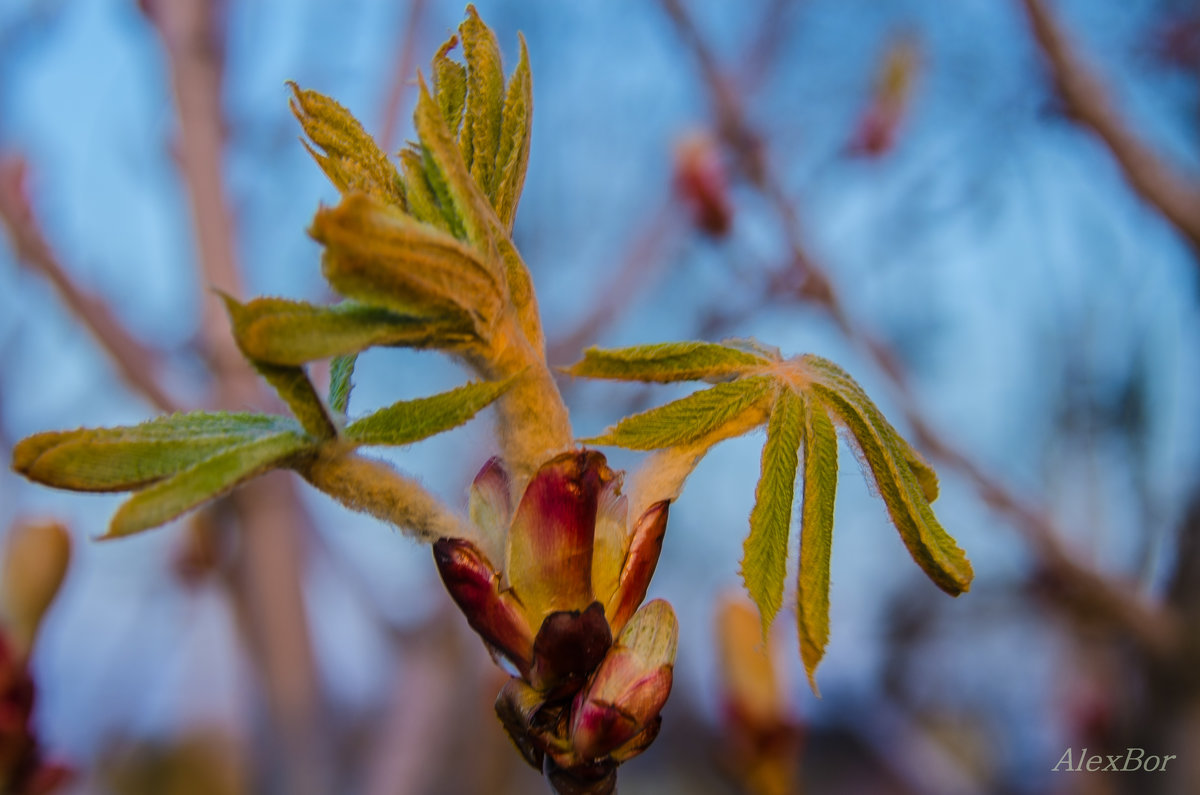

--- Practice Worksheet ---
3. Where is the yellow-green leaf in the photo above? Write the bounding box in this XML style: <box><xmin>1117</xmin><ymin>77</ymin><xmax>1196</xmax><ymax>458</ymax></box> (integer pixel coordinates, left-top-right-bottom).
<box><xmin>310</xmin><ymin>193</ymin><xmax>502</xmax><ymax>335</ymax></box>
<box><xmin>104</xmin><ymin>431</ymin><xmax>311</xmax><ymax>539</ymax></box>
<box><xmin>398</xmin><ymin>148</ymin><xmax>453</xmax><ymax>234</ymax></box>
<box><xmin>459</xmin><ymin>4</ymin><xmax>505</xmax><ymax>196</ymax></box>
<box><xmin>228</xmin><ymin>296</ymin><xmax>476</xmax><ymax>366</ymax></box>
<box><xmin>804</xmin><ymin>355</ymin><xmax>972</xmax><ymax>595</ymax></box>
<box><xmin>433</xmin><ymin>36</ymin><xmax>468</xmax><ymax>135</ymax></box>
<box><xmin>493</xmin><ymin>34</ymin><xmax>532</xmax><ymax>232</ymax></box>
<box><xmin>565</xmin><ymin>341</ymin><xmax>772</xmax><ymax>384</ymax></box>
<box><xmin>742</xmin><ymin>386</ymin><xmax>803</xmax><ymax>638</ymax></box>
<box><xmin>796</xmin><ymin>394</ymin><xmax>838</xmax><ymax>694</ymax></box>
<box><xmin>12</xmin><ymin>413</ymin><xmax>299</xmax><ymax>493</ymax></box>
<box><xmin>586</xmin><ymin>376</ymin><xmax>774</xmax><ymax>451</ymax></box>
<box><xmin>252</xmin><ymin>362</ymin><xmax>337</xmax><ymax>440</ymax></box>
<box><xmin>288</xmin><ymin>83</ymin><xmax>405</xmax><ymax>209</ymax></box>
<box><xmin>413</xmin><ymin>77</ymin><xmax>500</xmax><ymax>256</ymax></box>
<box><xmin>222</xmin><ymin>294</ymin><xmax>337</xmax><ymax>439</ymax></box>
<box><xmin>329</xmin><ymin>354</ymin><xmax>356</xmax><ymax>415</ymax></box>
<box><xmin>344</xmin><ymin>377</ymin><xmax>515</xmax><ymax>446</ymax></box>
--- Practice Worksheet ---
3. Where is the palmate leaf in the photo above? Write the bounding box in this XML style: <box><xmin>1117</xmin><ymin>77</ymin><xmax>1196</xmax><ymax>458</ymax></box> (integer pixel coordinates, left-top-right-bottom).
<box><xmin>579</xmin><ymin>337</ymin><xmax>971</xmax><ymax>696</ymax></box>
<box><xmin>741</xmin><ymin>386</ymin><xmax>803</xmax><ymax>639</ymax></box>
<box><xmin>803</xmin><ymin>355</ymin><xmax>972</xmax><ymax>596</ymax></box>
<box><xmin>345</xmin><ymin>376</ymin><xmax>515</xmax><ymax>446</ymax></box>
<box><xmin>104</xmin><ymin>430</ymin><xmax>312</xmax><ymax>539</ymax></box>
<box><xmin>565</xmin><ymin>341</ymin><xmax>773</xmax><ymax>384</ymax></box>
<box><xmin>227</xmin><ymin>296</ymin><xmax>477</xmax><ymax>366</ymax></box>
<box><xmin>796</xmin><ymin>393</ymin><xmax>838</xmax><ymax>693</ymax></box>
<box><xmin>584</xmin><ymin>376</ymin><xmax>775</xmax><ymax>450</ymax></box>
<box><xmin>13</xmin><ymin>413</ymin><xmax>301</xmax><ymax>492</ymax></box>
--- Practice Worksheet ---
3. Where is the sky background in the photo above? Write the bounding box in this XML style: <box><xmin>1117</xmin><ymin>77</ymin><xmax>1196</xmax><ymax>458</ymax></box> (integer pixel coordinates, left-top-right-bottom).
<box><xmin>1</xmin><ymin>1</ymin><xmax>1198</xmax><ymax>793</ymax></box>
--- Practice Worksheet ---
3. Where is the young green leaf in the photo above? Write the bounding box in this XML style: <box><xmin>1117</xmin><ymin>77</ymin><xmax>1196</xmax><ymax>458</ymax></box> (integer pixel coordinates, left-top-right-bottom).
<box><xmin>586</xmin><ymin>376</ymin><xmax>775</xmax><ymax>450</ymax></box>
<box><xmin>803</xmin><ymin>356</ymin><xmax>938</xmax><ymax>502</ymax></box>
<box><xmin>222</xmin><ymin>295</ymin><xmax>337</xmax><ymax>439</ymax></box>
<box><xmin>459</xmin><ymin>4</ymin><xmax>505</xmax><ymax>196</ymax></box>
<box><xmin>251</xmin><ymin>362</ymin><xmax>338</xmax><ymax>440</ymax></box>
<box><xmin>228</xmin><ymin>296</ymin><xmax>476</xmax><ymax>366</ymax></box>
<box><xmin>288</xmin><ymin>83</ymin><xmax>405</xmax><ymax>209</ymax></box>
<box><xmin>310</xmin><ymin>193</ymin><xmax>502</xmax><ymax>334</ymax></box>
<box><xmin>796</xmin><ymin>395</ymin><xmax>838</xmax><ymax>693</ymax></box>
<box><xmin>433</xmin><ymin>36</ymin><xmax>468</xmax><ymax>135</ymax></box>
<box><xmin>565</xmin><ymin>341</ymin><xmax>772</xmax><ymax>384</ymax></box>
<box><xmin>804</xmin><ymin>356</ymin><xmax>972</xmax><ymax>596</ymax></box>
<box><xmin>399</xmin><ymin>148</ymin><xmax>454</xmax><ymax>234</ymax></box>
<box><xmin>493</xmin><ymin>34</ymin><xmax>532</xmax><ymax>232</ymax></box>
<box><xmin>12</xmin><ymin>413</ymin><xmax>299</xmax><ymax>492</ymax></box>
<box><xmin>413</xmin><ymin>77</ymin><xmax>501</xmax><ymax>256</ymax></box>
<box><xmin>344</xmin><ymin>377</ymin><xmax>515</xmax><ymax>446</ymax></box>
<box><xmin>329</xmin><ymin>354</ymin><xmax>356</xmax><ymax>415</ymax></box>
<box><xmin>742</xmin><ymin>386</ymin><xmax>803</xmax><ymax>638</ymax></box>
<box><xmin>103</xmin><ymin>431</ymin><xmax>311</xmax><ymax>539</ymax></box>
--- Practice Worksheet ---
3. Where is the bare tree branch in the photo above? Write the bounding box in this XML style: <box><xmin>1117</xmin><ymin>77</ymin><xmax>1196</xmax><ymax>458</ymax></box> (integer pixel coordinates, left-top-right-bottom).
<box><xmin>1019</xmin><ymin>0</ymin><xmax>1200</xmax><ymax>259</ymax></box>
<box><xmin>140</xmin><ymin>2</ymin><xmax>330</xmax><ymax>793</ymax></box>
<box><xmin>658</xmin><ymin>0</ymin><xmax>1183</xmax><ymax>659</ymax></box>
<box><xmin>378</xmin><ymin>0</ymin><xmax>428</xmax><ymax>154</ymax></box>
<box><xmin>0</xmin><ymin>157</ymin><xmax>178</xmax><ymax>413</ymax></box>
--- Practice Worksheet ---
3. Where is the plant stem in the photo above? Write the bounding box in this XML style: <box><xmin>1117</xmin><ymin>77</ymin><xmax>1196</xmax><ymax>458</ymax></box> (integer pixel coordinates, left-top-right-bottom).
<box><xmin>301</xmin><ymin>446</ymin><xmax>471</xmax><ymax>542</ymax></box>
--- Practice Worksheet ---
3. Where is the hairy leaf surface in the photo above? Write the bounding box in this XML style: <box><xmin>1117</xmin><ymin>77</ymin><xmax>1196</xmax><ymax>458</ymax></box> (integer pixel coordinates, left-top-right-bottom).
<box><xmin>345</xmin><ymin>377</ymin><xmax>514</xmax><ymax>446</ymax></box>
<box><xmin>566</xmin><ymin>341</ymin><xmax>771</xmax><ymax>384</ymax></box>
<box><xmin>742</xmin><ymin>387</ymin><xmax>803</xmax><ymax>638</ymax></box>
<box><xmin>288</xmin><ymin>84</ymin><xmax>405</xmax><ymax>208</ymax></box>
<box><xmin>585</xmin><ymin>376</ymin><xmax>774</xmax><ymax>450</ymax></box>
<box><xmin>311</xmin><ymin>194</ymin><xmax>501</xmax><ymax>333</ymax></box>
<box><xmin>796</xmin><ymin>395</ymin><xmax>838</xmax><ymax>692</ymax></box>
<box><xmin>493</xmin><ymin>35</ymin><xmax>532</xmax><ymax>231</ymax></box>
<box><xmin>13</xmin><ymin>413</ymin><xmax>299</xmax><ymax>492</ymax></box>
<box><xmin>229</xmin><ymin>296</ymin><xmax>475</xmax><ymax>365</ymax></box>
<box><xmin>804</xmin><ymin>355</ymin><xmax>972</xmax><ymax>595</ymax></box>
<box><xmin>459</xmin><ymin>4</ymin><xmax>505</xmax><ymax>196</ymax></box>
<box><xmin>104</xmin><ymin>431</ymin><xmax>311</xmax><ymax>539</ymax></box>
<box><xmin>223</xmin><ymin>295</ymin><xmax>337</xmax><ymax>439</ymax></box>
<box><xmin>329</xmin><ymin>354</ymin><xmax>356</xmax><ymax>415</ymax></box>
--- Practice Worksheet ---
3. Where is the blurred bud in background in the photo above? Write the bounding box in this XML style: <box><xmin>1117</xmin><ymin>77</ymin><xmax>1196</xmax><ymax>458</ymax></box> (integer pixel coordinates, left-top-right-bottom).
<box><xmin>100</xmin><ymin>731</ymin><xmax>247</xmax><ymax>795</ymax></box>
<box><xmin>1</xmin><ymin>521</ymin><xmax>71</xmax><ymax>659</ymax></box>
<box><xmin>846</xmin><ymin>33</ymin><xmax>921</xmax><ymax>158</ymax></box>
<box><xmin>715</xmin><ymin>593</ymin><xmax>802</xmax><ymax>795</ymax></box>
<box><xmin>1</xmin><ymin>521</ymin><xmax>73</xmax><ymax>794</ymax></box>
<box><xmin>673</xmin><ymin>130</ymin><xmax>734</xmax><ymax>237</ymax></box>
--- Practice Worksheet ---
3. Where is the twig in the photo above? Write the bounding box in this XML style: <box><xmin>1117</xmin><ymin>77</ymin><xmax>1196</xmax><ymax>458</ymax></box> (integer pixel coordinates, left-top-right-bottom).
<box><xmin>378</xmin><ymin>0</ymin><xmax>428</xmax><ymax>154</ymax></box>
<box><xmin>1019</xmin><ymin>0</ymin><xmax>1200</xmax><ymax>259</ymax></box>
<box><xmin>658</xmin><ymin>0</ymin><xmax>1182</xmax><ymax>658</ymax></box>
<box><xmin>140</xmin><ymin>2</ymin><xmax>330</xmax><ymax>793</ymax></box>
<box><xmin>0</xmin><ymin>157</ymin><xmax>178</xmax><ymax>413</ymax></box>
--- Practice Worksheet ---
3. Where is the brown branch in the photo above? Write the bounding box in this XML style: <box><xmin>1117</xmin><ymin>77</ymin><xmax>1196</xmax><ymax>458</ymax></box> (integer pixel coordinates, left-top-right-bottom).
<box><xmin>1019</xmin><ymin>0</ymin><xmax>1200</xmax><ymax>259</ymax></box>
<box><xmin>658</xmin><ymin>0</ymin><xmax>1182</xmax><ymax>658</ymax></box>
<box><xmin>378</xmin><ymin>0</ymin><xmax>428</xmax><ymax>154</ymax></box>
<box><xmin>0</xmin><ymin>157</ymin><xmax>178</xmax><ymax>413</ymax></box>
<box><xmin>140</xmin><ymin>2</ymin><xmax>330</xmax><ymax>793</ymax></box>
